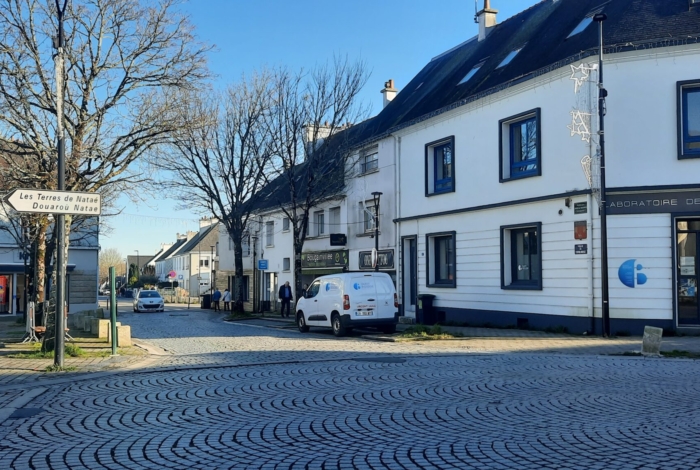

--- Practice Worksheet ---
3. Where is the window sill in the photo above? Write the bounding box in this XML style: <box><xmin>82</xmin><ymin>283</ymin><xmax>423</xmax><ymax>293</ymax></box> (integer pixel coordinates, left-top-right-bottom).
<box><xmin>500</xmin><ymin>171</ymin><xmax>539</xmax><ymax>183</ymax></box>
<box><xmin>307</xmin><ymin>234</ymin><xmax>329</xmax><ymax>240</ymax></box>
<box><xmin>426</xmin><ymin>188</ymin><xmax>455</xmax><ymax>197</ymax></box>
<box><xmin>360</xmin><ymin>168</ymin><xmax>379</xmax><ymax>176</ymax></box>
<box><xmin>265</xmin><ymin>245</ymin><xmax>274</xmax><ymax>248</ymax></box>
<box><xmin>427</xmin><ymin>282</ymin><xmax>456</xmax><ymax>288</ymax></box>
<box><xmin>501</xmin><ymin>283</ymin><xmax>542</xmax><ymax>291</ymax></box>
<box><xmin>357</xmin><ymin>231</ymin><xmax>381</xmax><ymax>238</ymax></box>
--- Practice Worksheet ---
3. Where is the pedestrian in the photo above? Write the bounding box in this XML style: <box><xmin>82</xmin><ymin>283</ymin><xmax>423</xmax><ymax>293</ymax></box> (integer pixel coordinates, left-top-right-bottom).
<box><xmin>222</xmin><ymin>288</ymin><xmax>231</xmax><ymax>311</ymax></box>
<box><xmin>212</xmin><ymin>287</ymin><xmax>222</xmax><ymax>312</ymax></box>
<box><xmin>278</xmin><ymin>281</ymin><xmax>293</xmax><ymax>318</ymax></box>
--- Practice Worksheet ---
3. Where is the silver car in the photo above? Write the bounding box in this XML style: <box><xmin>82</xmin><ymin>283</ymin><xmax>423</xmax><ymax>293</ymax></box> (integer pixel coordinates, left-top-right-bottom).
<box><xmin>133</xmin><ymin>290</ymin><xmax>165</xmax><ymax>313</ymax></box>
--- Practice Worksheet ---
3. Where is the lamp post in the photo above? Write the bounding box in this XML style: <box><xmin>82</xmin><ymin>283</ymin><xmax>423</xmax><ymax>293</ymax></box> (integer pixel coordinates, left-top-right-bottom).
<box><xmin>371</xmin><ymin>191</ymin><xmax>383</xmax><ymax>272</ymax></box>
<box><xmin>210</xmin><ymin>245</ymin><xmax>215</xmax><ymax>292</ymax></box>
<box><xmin>593</xmin><ymin>12</ymin><xmax>610</xmax><ymax>337</ymax></box>
<box><xmin>251</xmin><ymin>236</ymin><xmax>258</xmax><ymax>313</ymax></box>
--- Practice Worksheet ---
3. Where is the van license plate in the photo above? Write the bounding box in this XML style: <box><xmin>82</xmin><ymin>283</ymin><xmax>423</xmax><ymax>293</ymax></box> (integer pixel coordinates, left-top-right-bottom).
<box><xmin>356</xmin><ymin>311</ymin><xmax>373</xmax><ymax>316</ymax></box>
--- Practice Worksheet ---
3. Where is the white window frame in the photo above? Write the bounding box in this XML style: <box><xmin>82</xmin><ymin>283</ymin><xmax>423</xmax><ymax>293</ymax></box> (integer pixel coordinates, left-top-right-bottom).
<box><xmin>362</xmin><ymin>202</ymin><xmax>376</xmax><ymax>233</ymax></box>
<box><xmin>282</xmin><ymin>217</ymin><xmax>290</xmax><ymax>232</ymax></box>
<box><xmin>266</xmin><ymin>221</ymin><xmax>274</xmax><ymax>247</ymax></box>
<box><xmin>283</xmin><ymin>258</ymin><xmax>291</xmax><ymax>272</ymax></box>
<box><xmin>314</xmin><ymin>210</ymin><xmax>325</xmax><ymax>236</ymax></box>
<box><xmin>329</xmin><ymin>207</ymin><xmax>341</xmax><ymax>233</ymax></box>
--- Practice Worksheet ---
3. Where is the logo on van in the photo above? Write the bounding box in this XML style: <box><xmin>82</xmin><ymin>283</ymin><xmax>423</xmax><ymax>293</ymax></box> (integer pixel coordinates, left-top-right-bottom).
<box><xmin>353</xmin><ymin>283</ymin><xmax>361</xmax><ymax>290</ymax></box>
<box><xmin>618</xmin><ymin>259</ymin><xmax>648</xmax><ymax>288</ymax></box>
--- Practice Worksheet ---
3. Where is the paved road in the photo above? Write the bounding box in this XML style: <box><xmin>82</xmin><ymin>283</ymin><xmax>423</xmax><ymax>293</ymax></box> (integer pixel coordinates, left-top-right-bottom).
<box><xmin>0</xmin><ymin>308</ymin><xmax>699</xmax><ymax>469</ymax></box>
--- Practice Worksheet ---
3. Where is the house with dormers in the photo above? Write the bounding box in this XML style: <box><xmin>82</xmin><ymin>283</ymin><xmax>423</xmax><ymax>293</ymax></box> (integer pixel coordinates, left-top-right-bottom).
<box><xmin>378</xmin><ymin>0</ymin><xmax>700</xmax><ymax>335</ymax></box>
<box><xmin>223</xmin><ymin>0</ymin><xmax>700</xmax><ymax>334</ymax></box>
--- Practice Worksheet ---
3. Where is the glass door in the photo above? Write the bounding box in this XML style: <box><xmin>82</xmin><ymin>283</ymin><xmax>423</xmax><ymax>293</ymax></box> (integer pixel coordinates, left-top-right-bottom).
<box><xmin>677</xmin><ymin>220</ymin><xmax>700</xmax><ymax>325</ymax></box>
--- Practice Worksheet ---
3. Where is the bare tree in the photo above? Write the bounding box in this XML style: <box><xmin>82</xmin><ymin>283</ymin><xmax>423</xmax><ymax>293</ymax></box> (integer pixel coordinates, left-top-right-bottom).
<box><xmin>157</xmin><ymin>72</ymin><xmax>273</xmax><ymax>311</ymax></box>
<box><xmin>99</xmin><ymin>247</ymin><xmax>124</xmax><ymax>282</ymax></box>
<box><xmin>263</xmin><ymin>58</ymin><xmax>369</xmax><ymax>298</ymax></box>
<box><xmin>0</xmin><ymin>0</ymin><xmax>210</xmax><ymax>348</ymax></box>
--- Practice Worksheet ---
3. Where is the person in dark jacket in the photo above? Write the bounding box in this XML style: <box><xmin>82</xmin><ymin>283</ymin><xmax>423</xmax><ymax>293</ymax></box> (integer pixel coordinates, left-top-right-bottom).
<box><xmin>212</xmin><ymin>288</ymin><xmax>222</xmax><ymax>311</ymax></box>
<box><xmin>278</xmin><ymin>281</ymin><xmax>293</xmax><ymax>318</ymax></box>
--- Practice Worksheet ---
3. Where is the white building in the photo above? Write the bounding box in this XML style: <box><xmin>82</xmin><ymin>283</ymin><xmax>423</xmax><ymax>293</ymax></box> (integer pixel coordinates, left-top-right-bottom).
<box><xmin>384</xmin><ymin>0</ymin><xmax>700</xmax><ymax>334</ymax></box>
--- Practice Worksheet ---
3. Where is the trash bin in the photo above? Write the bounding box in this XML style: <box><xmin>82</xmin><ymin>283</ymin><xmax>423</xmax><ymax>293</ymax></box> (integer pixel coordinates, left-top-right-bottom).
<box><xmin>417</xmin><ymin>294</ymin><xmax>436</xmax><ymax>325</ymax></box>
<box><xmin>201</xmin><ymin>294</ymin><xmax>211</xmax><ymax>310</ymax></box>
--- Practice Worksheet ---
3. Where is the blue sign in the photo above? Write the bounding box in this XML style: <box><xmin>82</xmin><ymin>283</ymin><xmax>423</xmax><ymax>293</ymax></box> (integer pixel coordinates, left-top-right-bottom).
<box><xmin>178</xmin><ymin>275</ymin><xmax>183</xmax><ymax>280</ymax></box>
<box><xmin>618</xmin><ymin>259</ymin><xmax>648</xmax><ymax>288</ymax></box>
<box><xmin>258</xmin><ymin>259</ymin><xmax>268</xmax><ymax>270</ymax></box>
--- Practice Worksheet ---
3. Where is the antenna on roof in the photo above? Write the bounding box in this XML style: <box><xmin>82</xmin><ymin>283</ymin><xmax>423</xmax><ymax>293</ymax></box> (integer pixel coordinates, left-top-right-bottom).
<box><xmin>474</xmin><ymin>0</ymin><xmax>479</xmax><ymax>23</ymax></box>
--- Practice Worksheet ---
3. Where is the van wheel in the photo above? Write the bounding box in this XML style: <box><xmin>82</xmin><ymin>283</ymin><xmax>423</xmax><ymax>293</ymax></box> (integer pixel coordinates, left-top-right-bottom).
<box><xmin>381</xmin><ymin>324</ymin><xmax>396</xmax><ymax>334</ymax></box>
<box><xmin>331</xmin><ymin>313</ymin><xmax>346</xmax><ymax>337</ymax></box>
<box><xmin>297</xmin><ymin>313</ymin><xmax>309</xmax><ymax>333</ymax></box>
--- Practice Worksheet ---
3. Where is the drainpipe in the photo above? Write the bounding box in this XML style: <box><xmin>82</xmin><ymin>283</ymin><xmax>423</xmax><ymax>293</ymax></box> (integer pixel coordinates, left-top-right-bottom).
<box><xmin>587</xmin><ymin>192</ymin><xmax>595</xmax><ymax>334</ymax></box>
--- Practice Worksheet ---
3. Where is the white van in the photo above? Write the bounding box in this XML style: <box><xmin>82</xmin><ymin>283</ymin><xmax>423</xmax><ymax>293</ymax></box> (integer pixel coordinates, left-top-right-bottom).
<box><xmin>295</xmin><ymin>272</ymin><xmax>398</xmax><ymax>336</ymax></box>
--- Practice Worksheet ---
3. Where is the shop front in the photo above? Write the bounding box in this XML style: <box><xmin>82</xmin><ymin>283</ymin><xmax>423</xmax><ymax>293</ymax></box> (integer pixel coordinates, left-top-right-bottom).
<box><xmin>608</xmin><ymin>188</ymin><xmax>700</xmax><ymax>331</ymax></box>
<box><xmin>358</xmin><ymin>249</ymin><xmax>396</xmax><ymax>285</ymax></box>
<box><xmin>300</xmin><ymin>250</ymin><xmax>349</xmax><ymax>286</ymax></box>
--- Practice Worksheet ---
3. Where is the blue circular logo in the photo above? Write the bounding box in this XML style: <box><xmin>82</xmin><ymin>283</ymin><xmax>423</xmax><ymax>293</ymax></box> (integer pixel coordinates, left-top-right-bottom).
<box><xmin>618</xmin><ymin>259</ymin><xmax>647</xmax><ymax>288</ymax></box>
<box><xmin>353</xmin><ymin>283</ymin><xmax>361</xmax><ymax>290</ymax></box>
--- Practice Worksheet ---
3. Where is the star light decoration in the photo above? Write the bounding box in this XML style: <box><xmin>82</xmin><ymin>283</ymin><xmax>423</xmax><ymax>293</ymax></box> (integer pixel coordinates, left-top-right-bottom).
<box><xmin>568</xmin><ymin>110</ymin><xmax>592</xmax><ymax>142</ymax></box>
<box><xmin>569</xmin><ymin>63</ymin><xmax>598</xmax><ymax>93</ymax></box>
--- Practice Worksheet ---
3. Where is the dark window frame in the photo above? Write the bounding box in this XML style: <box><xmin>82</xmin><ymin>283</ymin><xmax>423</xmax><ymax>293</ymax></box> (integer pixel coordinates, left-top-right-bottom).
<box><xmin>424</xmin><ymin>136</ymin><xmax>456</xmax><ymax>196</ymax></box>
<box><xmin>677</xmin><ymin>80</ymin><xmax>700</xmax><ymax>159</ymax></box>
<box><xmin>500</xmin><ymin>222</ymin><xmax>543</xmax><ymax>290</ymax></box>
<box><xmin>425</xmin><ymin>231</ymin><xmax>457</xmax><ymax>288</ymax></box>
<box><xmin>360</xmin><ymin>151</ymin><xmax>379</xmax><ymax>173</ymax></box>
<box><xmin>499</xmin><ymin>108</ymin><xmax>542</xmax><ymax>182</ymax></box>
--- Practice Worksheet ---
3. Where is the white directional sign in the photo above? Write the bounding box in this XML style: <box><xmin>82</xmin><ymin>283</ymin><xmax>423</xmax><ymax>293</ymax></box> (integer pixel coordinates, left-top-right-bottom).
<box><xmin>4</xmin><ymin>189</ymin><xmax>101</xmax><ymax>215</ymax></box>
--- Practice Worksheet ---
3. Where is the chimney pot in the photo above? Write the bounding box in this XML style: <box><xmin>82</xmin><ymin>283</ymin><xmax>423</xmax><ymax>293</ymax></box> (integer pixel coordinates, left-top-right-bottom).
<box><xmin>476</xmin><ymin>1</ymin><xmax>498</xmax><ymax>41</ymax></box>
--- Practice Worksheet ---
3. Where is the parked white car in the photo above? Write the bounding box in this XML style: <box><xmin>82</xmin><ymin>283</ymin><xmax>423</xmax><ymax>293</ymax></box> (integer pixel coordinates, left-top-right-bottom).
<box><xmin>133</xmin><ymin>290</ymin><xmax>165</xmax><ymax>313</ymax></box>
<box><xmin>295</xmin><ymin>272</ymin><xmax>398</xmax><ymax>337</ymax></box>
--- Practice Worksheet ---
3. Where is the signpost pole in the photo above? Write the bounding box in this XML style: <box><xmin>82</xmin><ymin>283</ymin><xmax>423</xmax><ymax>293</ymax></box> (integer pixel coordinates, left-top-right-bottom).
<box><xmin>54</xmin><ymin>1</ymin><xmax>67</xmax><ymax>368</ymax></box>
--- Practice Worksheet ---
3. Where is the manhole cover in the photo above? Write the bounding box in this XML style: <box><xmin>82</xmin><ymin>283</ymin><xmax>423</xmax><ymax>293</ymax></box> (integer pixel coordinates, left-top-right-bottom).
<box><xmin>9</xmin><ymin>408</ymin><xmax>44</xmax><ymax>419</ymax></box>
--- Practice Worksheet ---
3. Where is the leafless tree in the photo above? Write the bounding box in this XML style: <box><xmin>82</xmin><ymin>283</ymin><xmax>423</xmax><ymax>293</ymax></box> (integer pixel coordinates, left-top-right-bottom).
<box><xmin>263</xmin><ymin>58</ymin><xmax>369</xmax><ymax>298</ymax></box>
<box><xmin>98</xmin><ymin>247</ymin><xmax>124</xmax><ymax>282</ymax></box>
<box><xmin>0</xmin><ymin>0</ymin><xmax>210</xmax><ymax>345</ymax></box>
<box><xmin>157</xmin><ymin>72</ymin><xmax>274</xmax><ymax>311</ymax></box>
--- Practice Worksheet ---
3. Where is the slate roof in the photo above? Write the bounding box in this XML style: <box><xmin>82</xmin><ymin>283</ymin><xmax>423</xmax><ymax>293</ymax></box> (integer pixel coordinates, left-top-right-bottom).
<box><xmin>158</xmin><ymin>237</ymin><xmax>187</xmax><ymax>260</ymax></box>
<box><xmin>177</xmin><ymin>223</ymin><xmax>219</xmax><ymax>255</ymax></box>
<box><xmin>248</xmin><ymin>0</ymin><xmax>700</xmax><ymax>211</ymax></box>
<box><xmin>361</xmin><ymin>0</ymin><xmax>700</xmax><ymax>142</ymax></box>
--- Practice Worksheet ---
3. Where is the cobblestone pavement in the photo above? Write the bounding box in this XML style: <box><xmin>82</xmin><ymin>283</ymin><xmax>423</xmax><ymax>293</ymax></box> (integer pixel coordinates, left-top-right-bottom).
<box><xmin>0</xmin><ymin>352</ymin><xmax>699</xmax><ymax>469</ymax></box>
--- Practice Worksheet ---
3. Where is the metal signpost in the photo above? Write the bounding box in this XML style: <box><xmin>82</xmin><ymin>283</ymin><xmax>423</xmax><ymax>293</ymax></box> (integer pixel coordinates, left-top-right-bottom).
<box><xmin>3</xmin><ymin>188</ymin><xmax>102</xmax><ymax>367</ymax></box>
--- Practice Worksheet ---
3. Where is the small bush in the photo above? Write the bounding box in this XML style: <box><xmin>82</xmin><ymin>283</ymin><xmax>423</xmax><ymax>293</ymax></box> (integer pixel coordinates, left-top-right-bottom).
<box><xmin>64</xmin><ymin>344</ymin><xmax>84</xmax><ymax>357</ymax></box>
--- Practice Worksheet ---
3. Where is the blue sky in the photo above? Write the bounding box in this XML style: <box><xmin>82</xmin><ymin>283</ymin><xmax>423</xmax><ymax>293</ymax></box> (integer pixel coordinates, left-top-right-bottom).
<box><xmin>101</xmin><ymin>0</ymin><xmax>540</xmax><ymax>259</ymax></box>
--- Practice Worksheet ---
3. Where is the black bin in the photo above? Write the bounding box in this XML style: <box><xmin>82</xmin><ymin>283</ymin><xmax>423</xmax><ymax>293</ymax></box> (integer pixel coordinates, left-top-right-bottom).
<box><xmin>417</xmin><ymin>294</ymin><xmax>436</xmax><ymax>325</ymax></box>
<box><xmin>201</xmin><ymin>294</ymin><xmax>211</xmax><ymax>310</ymax></box>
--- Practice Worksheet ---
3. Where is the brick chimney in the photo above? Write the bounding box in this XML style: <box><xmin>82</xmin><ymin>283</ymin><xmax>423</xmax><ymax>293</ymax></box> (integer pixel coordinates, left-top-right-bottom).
<box><xmin>476</xmin><ymin>0</ymin><xmax>498</xmax><ymax>42</ymax></box>
<box><xmin>381</xmin><ymin>79</ymin><xmax>397</xmax><ymax>108</ymax></box>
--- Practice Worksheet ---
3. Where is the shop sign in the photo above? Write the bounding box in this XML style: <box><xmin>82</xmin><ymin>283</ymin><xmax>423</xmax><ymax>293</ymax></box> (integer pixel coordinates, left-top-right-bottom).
<box><xmin>607</xmin><ymin>190</ymin><xmax>700</xmax><ymax>215</ymax></box>
<box><xmin>574</xmin><ymin>202</ymin><xmax>587</xmax><ymax>214</ymax></box>
<box><xmin>301</xmin><ymin>250</ymin><xmax>348</xmax><ymax>269</ymax></box>
<box><xmin>359</xmin><ymin>249</ymin><xmax>394</xmax><ymax>270</ymax></box>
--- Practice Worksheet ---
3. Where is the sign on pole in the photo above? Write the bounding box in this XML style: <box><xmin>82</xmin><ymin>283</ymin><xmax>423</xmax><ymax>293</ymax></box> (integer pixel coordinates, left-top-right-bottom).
<box><xmin>4</xmin><ymin>189</ymin><xmax>101</xmax><ymax>215</ymax></box>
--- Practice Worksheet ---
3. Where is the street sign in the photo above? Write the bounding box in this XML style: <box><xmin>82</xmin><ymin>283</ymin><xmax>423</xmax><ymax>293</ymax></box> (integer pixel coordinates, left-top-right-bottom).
<box><xmin>4</xmin><ymin>188</ymin><xmax>101</xmax><ymax>215</ymax></box>
<box><xmin>168</xmin><ymin>270</ymin><xmax>176</xmax><ymax>279</ymax></box>
<box><xmin>258</xmin><ymin>259</ymin><xmax>268</xmax><ymax>270</ymax></box>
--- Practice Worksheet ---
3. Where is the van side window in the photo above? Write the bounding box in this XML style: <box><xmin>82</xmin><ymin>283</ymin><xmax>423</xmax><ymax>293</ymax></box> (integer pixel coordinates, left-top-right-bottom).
<box><xmin>307</xmin><ymin>281</ymin><xmax>321</xmax><ymax>298</ymax></box>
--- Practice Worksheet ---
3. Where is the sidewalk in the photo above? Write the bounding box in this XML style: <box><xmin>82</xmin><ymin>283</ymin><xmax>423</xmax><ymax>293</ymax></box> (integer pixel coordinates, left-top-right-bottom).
<box><xmin>0</xmin><ymin>315</ymin><xmax>150</xmax><ymax>388</ymax></box>
<box><xmin>246</xmin><ymin>314</ymin><xmax>700</xmax><ymax>356</ymax></box>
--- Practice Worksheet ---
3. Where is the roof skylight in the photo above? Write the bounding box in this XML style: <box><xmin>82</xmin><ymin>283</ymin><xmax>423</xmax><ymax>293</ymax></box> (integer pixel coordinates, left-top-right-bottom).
<box><xmin>567</xmin><ymin>3</ymin><xmax>608</xmax><ymax>38</ymax></box>
<box><xmin>567</xmin><ymin>17</ymin><xmax>593</xmax><ymax>38</ymax></box>
<box><xmin>497</xmin><ymin>49</ymin><xmax>521</xmax><ymax>69</ymax></box>
<box><xmin>457</xmin><ymin>64</ymin><xmax>483</xmax><ymax>85</ymax></box>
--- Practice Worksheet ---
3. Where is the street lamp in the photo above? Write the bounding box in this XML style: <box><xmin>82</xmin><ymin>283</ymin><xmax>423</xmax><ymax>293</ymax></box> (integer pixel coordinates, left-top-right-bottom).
<box><xmin>371</xmin><ymin>191</ymin><xmax>383</xmax><ymax>272</ymax></box>
<box><xmin>251</xmin><ymin>235</ymin><xmax>258</xmax><ymax>313</ymax></box>
<box><xmin>210</xmin><ymin>245</ymin><xmax>215</xmax><ymax>292</ymax></box>
<box><xmin>593</xmin><ymin>12</ymin><xmax>610</xmax><ymax>337</ymax></box>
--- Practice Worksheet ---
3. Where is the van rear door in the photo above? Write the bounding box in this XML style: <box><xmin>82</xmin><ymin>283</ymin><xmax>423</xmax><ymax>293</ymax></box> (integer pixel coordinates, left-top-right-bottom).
<box><xmin>349</xmin><ymin>274</ymin><xmax>378</xmax><ymax>318</ymax></box>
<box><xmin>373</xmin><ymin>274</ymin><xmax>396</xmax><ymax>320</ymax></box>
